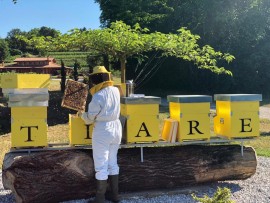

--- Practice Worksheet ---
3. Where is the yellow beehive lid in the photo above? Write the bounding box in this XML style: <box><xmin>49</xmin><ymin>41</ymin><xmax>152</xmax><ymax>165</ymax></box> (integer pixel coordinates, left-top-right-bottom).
<box><xmin>1</xmin><ymin>74</ymin><xmax>50</xmax><ymax>89</ymax></box>
<box><xmin>167</xmin><ymin>95</ymin><xmax>212</xmax><ymax>103</ymax></box>
<box><xmin>214</xmin><ymin>94</ymin><xmax>262</xmax><ymax>101</ymax></box>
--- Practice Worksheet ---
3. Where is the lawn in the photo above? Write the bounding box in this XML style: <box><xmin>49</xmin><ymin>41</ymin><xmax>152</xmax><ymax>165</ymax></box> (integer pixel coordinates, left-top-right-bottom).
<box><xmin>0</xmin><ymin>79</ymin><xmax>270</xmax><ymax>169</ymax></box>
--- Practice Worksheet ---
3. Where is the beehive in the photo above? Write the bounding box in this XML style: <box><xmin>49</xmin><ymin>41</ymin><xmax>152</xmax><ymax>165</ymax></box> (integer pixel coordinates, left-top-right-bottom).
<box><xmin>1</xmin><ymin>74</ymin><xmax>50</xmax><ymax>89</ymax></box>
<box><xmin>2</xmin><ymin>74</ymin><xmax>50</xmax><ymax>148</ymax></box>
<box><xmin>214</xmin><ymin>94</ymin><xmax>262</xmax><ymax>139</ymax></box>
<box><xmin>121</xmin><ymin>96</ymin><xmax>161</xmax><ymax>143</ymax></box>
<box><xmin>168</xmin><ymin>95</ymin><xmax>212</xmax><ymax>142</ymax></box>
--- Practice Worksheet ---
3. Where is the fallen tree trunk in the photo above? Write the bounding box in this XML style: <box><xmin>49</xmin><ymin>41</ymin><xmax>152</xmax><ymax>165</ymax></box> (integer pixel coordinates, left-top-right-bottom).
<box><xmin>2</xmin><ymin>145</ymin><xmax>257</xmax><ymax>203</ymax></box>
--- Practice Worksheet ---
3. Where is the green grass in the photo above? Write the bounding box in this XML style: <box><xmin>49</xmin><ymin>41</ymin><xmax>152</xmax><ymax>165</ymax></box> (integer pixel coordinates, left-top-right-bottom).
<box><xmin>244</xmin><ymin>136</ymin><xmax>270</xmax><ymax>157</ymax></box>
<box><xmin>256</xmin><ymin>149</ymin><xmax>270</xmax><ymax>157</ymax></box>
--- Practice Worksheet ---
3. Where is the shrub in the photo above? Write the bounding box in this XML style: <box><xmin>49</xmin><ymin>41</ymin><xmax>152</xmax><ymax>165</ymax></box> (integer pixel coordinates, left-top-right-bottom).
<box><xmin>192</xmin><ymin>187</ymin><xmax>235</xmax><ymax>203</ymax></box>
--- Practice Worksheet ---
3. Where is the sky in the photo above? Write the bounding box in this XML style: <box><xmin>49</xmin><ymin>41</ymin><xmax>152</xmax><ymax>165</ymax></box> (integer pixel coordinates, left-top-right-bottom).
<box><xmin>0</xmin><ymin>0</ymin><xmax>101</xmax><ymax>38</ymax></box>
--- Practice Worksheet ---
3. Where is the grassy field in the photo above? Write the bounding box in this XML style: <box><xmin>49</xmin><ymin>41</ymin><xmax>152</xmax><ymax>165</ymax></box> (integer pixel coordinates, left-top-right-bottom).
<box><xmin>0</xmin><ymin>79</ymin><xmax>270</xmax><ymax>169</ymax></box>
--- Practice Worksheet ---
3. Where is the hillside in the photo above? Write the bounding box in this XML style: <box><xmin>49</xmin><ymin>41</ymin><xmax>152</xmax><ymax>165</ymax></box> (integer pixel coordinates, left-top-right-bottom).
<box><xmin>48</xmin><ymin>51</ymin><xmax>92</xmax><ymax>68</ymax></box>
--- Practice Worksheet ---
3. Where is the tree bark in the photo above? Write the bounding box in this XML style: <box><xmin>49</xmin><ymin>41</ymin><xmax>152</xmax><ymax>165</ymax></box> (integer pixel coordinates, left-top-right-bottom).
<box><xmin>120</xmin><ymin>57</ymin><xmax>126</xmax><ymax>83</ymax></box>
<box><xmin>2</xmin><ymin>145</ymin><xmax>257</xmax><ymax>203</ymax></box>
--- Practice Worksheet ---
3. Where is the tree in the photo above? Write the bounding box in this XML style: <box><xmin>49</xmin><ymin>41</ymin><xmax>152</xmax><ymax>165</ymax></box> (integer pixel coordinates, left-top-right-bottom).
<box><xmin>95</xmin><ymin>0</ymin><xmax>173</xmax><ymax>31</ymax></box>
<box><xmin>38</xmin><ymin>26</ymin><xmax>60</xmax><ymax>38</ymax></box>
<box><xmin>65</xmin><ymin>21</ymin><xmax>234</xmax><ymax>82</ymax></box>
<box><xmin>0</xmin><ymin>39</ymin><xmax>10</xmax><ymax>66</ymax></box>
<box><xmin>6</xmin><ymin>28</ymin><xmax>28</xmax><ymax>53</ymax></box>
<box><xmin>95</xmin><ymin>0</ymin><xmax>270</xmax><ymax>95</ymax></box>
<box><xmin>19</xmin><ymin>21</ymin><xmax>234</xmax><ymax>84</ymax></box>
<box><xmin>60</xmin><ymin>60</ymin><xmax>66</xmax><ymax>92</ymax></box>
<box><xmin>16</xmin><ymin>34</ymin><xmax>56</xmax><ymax>56</ymax></box>
<box><xmin>27</xmin><ymin>28</ymin><xmax>40</xmax><ymax>37</ymax></box>
<box><xmin>73</xmin><ymin>60</ymin><xmax>80</xmax><ymax>81</ymax></box>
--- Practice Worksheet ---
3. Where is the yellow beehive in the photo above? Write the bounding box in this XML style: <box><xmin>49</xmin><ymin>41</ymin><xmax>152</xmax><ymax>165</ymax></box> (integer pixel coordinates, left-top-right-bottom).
<box><xmin>69</xmin><ymin>114</ymin><xmax>93</xmax><ymax>146</ymax></box>
<box><xmin>121</xmin><ymin>96</ymin><xmax>160</xmax><ymax>143</ymax></box>
<box><xmin>168</xmin><ymin>95</ymin><xmax>212</xmax><ymax>142</ymax></box>
<box><xmin>1</xmin><ymin>73</ymin><xmax>50</xmax><ymax>89</ymax></box>
<box><xmin>11</xmin><ymin>118</ymin><xmax>47</xmax><ymax>148</ymax></box>
<box><xmin>214</xmin><ymin>94</ymin><xmax>262</xmax><ymax>139</ymax></box>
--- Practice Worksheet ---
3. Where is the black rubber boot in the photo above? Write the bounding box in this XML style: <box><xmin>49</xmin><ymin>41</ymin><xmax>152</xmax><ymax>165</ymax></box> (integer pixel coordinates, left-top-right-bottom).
<box><xmin>105</xmin><ymin>175</ymin><xmax>120</xmax><ymax>203</ymax></box>
<box><xmin>88</xmin><ymin>180</ymin><xmax>107</xmax><ymax>203</ymax></box>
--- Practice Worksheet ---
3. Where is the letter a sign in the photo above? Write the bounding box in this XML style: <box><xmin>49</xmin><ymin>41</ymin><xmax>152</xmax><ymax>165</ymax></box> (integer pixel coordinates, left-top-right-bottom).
<box><xmin>135</xmin><ymin>122</ymin><xmax>152</xmax><ymax>137</ymax></box>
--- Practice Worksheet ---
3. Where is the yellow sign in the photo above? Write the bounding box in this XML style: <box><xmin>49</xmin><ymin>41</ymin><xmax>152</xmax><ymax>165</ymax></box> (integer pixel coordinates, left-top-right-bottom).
<box><xmin>11</xmin><ymin>119</ymin><xmax>47</xmax><ymax>148</ymax></box>
<box><xmin>69</xmin><ymin>114</ymin><xmax>93</xmax><ymax>146</ymax></box>
<box><xmin>123</xmin><ymin>115</ymin><xmax>159</xmax><ymax>143</ymax></box>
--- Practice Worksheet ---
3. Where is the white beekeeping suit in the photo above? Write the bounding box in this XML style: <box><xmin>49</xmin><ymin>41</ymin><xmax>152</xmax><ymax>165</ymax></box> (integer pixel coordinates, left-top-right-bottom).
<box><xmin>81</xmin><ymin>66</ymin><xmax>122</xmax><ymax>203</ymax></box>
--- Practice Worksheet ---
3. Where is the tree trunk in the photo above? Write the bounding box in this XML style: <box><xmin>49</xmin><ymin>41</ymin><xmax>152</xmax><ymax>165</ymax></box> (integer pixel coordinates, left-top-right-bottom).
<box><xmin>120</xmin><ymin>57</ymin><xmax>126</xmax><ymax>83</ymax></box>
<box><xmin>2</xmin><ymin>145</ymin><xmax>257</xmax><ymax>203</ymax></box>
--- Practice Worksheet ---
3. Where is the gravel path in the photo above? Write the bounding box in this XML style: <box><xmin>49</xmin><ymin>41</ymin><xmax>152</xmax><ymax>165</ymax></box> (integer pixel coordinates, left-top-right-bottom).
<box><xmin>1</xmin><ymin>156</ymin><xmax>270</xmax><ymax>203</ymax></box>
<box><xmin>259</xmin><ymin>106</ymin><xmax>270</xmax><ymax>119</ymax></box>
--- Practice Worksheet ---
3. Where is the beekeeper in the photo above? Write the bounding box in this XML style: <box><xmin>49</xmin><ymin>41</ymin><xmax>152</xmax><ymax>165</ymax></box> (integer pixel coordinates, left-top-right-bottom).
<box><xmin>81</xmin><ymin>66</ymin><xmax>122</xmax><ymax>203</ymax></box>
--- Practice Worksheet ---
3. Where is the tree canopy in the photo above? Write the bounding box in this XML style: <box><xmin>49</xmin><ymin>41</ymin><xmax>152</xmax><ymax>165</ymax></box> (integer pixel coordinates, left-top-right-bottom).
<box><xmin>18</xmin><ymin>21</ymin><xmax>234</xmax><ymax>83</ymax></box>
<box><xmin>95</xmin><ymin>0</ymin><xmax>173</xmax><ymax>31</ymax></box>
<box><xmin>94</xmin><ymin>0</ymin><xmax>270</xmax><ymax>94</ymax></box>
<box><xmin>0</xmin><ymin>39</ymin><xmax>10</xmax><ymax>64</ymax></box>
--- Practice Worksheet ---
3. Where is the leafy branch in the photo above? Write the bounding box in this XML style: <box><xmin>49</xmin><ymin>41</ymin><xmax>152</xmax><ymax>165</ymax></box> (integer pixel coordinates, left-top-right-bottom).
<box><xmin>17</xmin><ymin>21</ymin><xmax>235</xmax><ymax>82</ymax></box>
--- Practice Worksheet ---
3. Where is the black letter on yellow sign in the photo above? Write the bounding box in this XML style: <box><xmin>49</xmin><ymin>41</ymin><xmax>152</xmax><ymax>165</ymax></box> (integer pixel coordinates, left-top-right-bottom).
<box><xmin>85</xmin><ymin>124</ymin><xmax>92</xmax><ymax>139</ymax></box>
<box><xmin>240</xmin><ymin>118</ymin><xmax>252</xmax><ymax>132</ymax></box>
<box><xmin>135</xmin><ymin>122</ymin><xmax>151</xmax><ymax>137</ymax></box>
<box><xmin>20</xmin><ymin>126</ymin><xmax>38</xmax><ymax>142</ymax></box>
<box><xmin>187</xmin><ymin>120</ymin><xmax>203</xmax><ymax>135</ymax></box>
